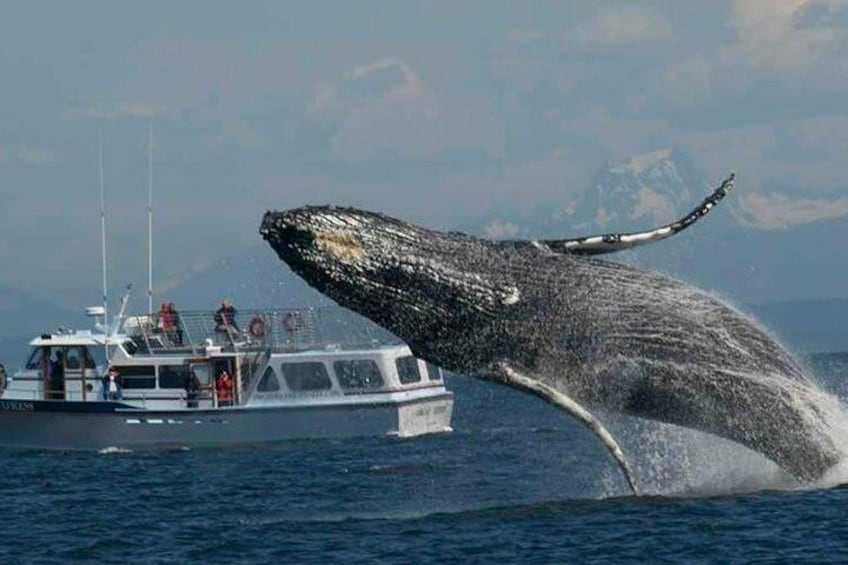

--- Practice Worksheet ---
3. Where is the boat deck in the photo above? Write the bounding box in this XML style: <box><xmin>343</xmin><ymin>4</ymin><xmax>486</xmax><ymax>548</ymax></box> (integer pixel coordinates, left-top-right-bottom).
<box><xmin>124</xmin><ymin>306</ymin><xmax>403</xmax><ymax>356</ymax></box>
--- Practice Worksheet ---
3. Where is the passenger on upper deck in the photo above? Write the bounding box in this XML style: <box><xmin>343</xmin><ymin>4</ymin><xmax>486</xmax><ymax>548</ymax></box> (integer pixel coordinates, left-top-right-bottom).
<box><xmin>216</xmin><ymin>369</ymin><xmax>234</xmax><ymax>407</ymax></box>
<box><xmin>168</xmin><ymin>302</ymin><xmax>184</xmax><ymax>346</ymax></box>
<box><xmin>214</xmin><ymin>298</ymin><xmax>239</xmax><ymax>335</ymax></box>
<box><xmin>157</xmin><ymin>302</ymin><xmax>172</xmax><ymax>330</ymax></box>
<box><xmin>101</xmin><ymin>366</ymin><xmax>123</xmax><ymax>401</ymax></box>
<box><xmin>158</xmin><ymin>302</ymin><xmax>183</xmax><ymax>346</ymax></box>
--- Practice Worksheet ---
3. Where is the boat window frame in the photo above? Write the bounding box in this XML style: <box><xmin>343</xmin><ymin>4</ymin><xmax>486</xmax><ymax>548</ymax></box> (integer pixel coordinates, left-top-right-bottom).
<box><xmin>333</xmin><ymin>359</ymin><xmax>385</xmax><ymax>391</ymax></box>
<box><xmin>25</xmin><ymin>347</ymin><xmax>47</xmax><ymax>370</ymax></box>
<box><xmin>280</xmin><ymin>361</ymin><xmax>333</xmax><ymax>392</ymax></box>
<box><xmin>114</xmin><ymin>365</ymin><xmax>157</xmax><ymax>389</ymax></box>
<box><xmin>395</xmin><ymin>356</ymin><xmax>422</xmax><ymax>384</ymax></box>
<box><xmin>425</xmin><ymin>362</ymin><xmax>442</xmax><ymax>381</ymax></box>
<box><xmin>257</xmin><ymin>366</ymin><xmax>281</xmax><ymax>392</ymax></box>
<box><xmin>159</xmin><ymin>364</ymin><xmax>191</xmax><ymax>389</ymax></box>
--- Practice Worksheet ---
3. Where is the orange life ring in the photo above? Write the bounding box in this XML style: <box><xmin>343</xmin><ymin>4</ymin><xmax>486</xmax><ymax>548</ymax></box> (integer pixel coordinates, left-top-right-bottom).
<box><xmin>248</xmin><ymin>316</ymin><xmax>267</xmax><ymax>338</ymax></box>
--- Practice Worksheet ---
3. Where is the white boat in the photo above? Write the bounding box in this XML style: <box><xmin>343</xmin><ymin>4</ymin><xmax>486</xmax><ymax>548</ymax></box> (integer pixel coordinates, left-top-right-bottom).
<box><xmin>0</xmin><ymin>299</ymin><xmax>453</xmax><ymax>450</ymax></box>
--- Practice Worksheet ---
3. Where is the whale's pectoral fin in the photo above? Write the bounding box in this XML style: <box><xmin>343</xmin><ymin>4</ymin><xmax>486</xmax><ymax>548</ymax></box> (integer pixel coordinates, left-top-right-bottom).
<box><xmin>538</xmin><ymin>173</ymin><xmax>735</xmax><ymax>256</ymax></box>
<box><xmin>488</xmin><ymin>362</ymin><xmax>639</xmax><ymax>495</ymax></box>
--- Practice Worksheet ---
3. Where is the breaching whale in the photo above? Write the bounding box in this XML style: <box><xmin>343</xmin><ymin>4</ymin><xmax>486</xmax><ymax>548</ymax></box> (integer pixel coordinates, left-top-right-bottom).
<box><xmin>259</xmin><ymin>174</ymin><xmax>842</xmax><ymax>493</ymax></box>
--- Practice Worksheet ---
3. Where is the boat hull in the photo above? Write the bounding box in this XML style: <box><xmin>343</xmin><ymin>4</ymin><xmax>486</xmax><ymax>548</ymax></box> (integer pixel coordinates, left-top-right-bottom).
<box><xmin>0</xmin><ymin>394</ymin><xmax>453</xmax><ymax>450</ymax></box>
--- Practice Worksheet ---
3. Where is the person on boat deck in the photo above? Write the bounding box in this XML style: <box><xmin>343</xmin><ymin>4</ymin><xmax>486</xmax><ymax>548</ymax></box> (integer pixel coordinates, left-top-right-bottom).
<box><xmin>49</xmin><ymin>350</ymin><xmax>64</xmax><ymax>400</ymax></box>
<box><xmin>214</xmin><ymin>298</ymin><xmax>239</xmax><ymax>333</ymax></box>
<box><xmin>157</xmin><ymin>302</ymin><xmax>173</xmax><ymax>331</ymax></box>
<box><xmin>157</xmin><ymin>302</ymin><xmax>183</xmax><ymax>345</ymax></box>
<box><xmin>0</xmin><ymin>363</ymin><xmax>6</xmax><ymax>392</ymax></box>
<box><xmin>216</xmin><ymin>369</ymin><xmax>234</xmax><ymax>407</ymax></box>
<box><xmin>101</xmin><ymin>366</ymin><xmax>123</xmax><ymax>401</ymax></box>
<box><xmin>184</xmin><ymin>370</ymin><xmax>202</xmax><ymax>408</ymax></box>
<box><xmin>168</xmin><ymin>302</ymin><xmax>184</xmax><ymax>346</ymax></box>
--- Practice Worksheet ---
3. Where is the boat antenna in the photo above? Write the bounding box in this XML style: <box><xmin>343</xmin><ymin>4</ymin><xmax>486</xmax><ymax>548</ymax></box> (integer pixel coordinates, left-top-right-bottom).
<box><xmin>147</xmin><ymin>124</ymin><xmax>154</xmax><ymax>315</ymax></box>
<box><xmin>99</xmin><ymin>130</ymin><xmax>109</xmax><ymax>331</ymax></box>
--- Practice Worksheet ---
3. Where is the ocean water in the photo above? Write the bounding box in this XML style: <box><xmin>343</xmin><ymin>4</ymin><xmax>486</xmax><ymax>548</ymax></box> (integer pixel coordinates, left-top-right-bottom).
<box><xmin>2</xmin><ymin>354</ymin><xmax>848</xmax><ymax>563</ymax></box>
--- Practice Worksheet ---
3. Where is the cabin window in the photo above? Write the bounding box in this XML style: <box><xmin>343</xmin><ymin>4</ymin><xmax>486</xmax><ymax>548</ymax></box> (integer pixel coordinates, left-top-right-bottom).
<box><xmin>122</xmin><ymin>340</ymin><xmax>139</xmax><ymax>355</ymax></box>
<box><xmin>86</xmin><ymin>347</ymin><xmax>106</xmax><ymax>370</ymax></box>
<box><xmin>25</xmin><ymin>347</ymin><xmax>47</xmax><ymax>370</ymax></box>
<box><xmin>281</xmin><ymin>362</ymin><xmax>332</xmax><ymax>392</ymax></box>
<box><xmin>159</xmin><ymin>365</ymin><xmax>190</xmax><ymax>389</ymax></box>
<box><xmin>426</xmin><ymin>362</ymin><xmax>442</xmax><ymax>381</ymax></box>
<box><xmin>116</xmin><ymin>365</ymin><xmax>156</xmax><ymax>389</ymax></box>
<box><xmin>395</xmin><ymin>356</ymin><xmax>421</xmax><ymax>384</ymax></box>
<box><xmin>334</xmin><ymin>360</ymin><xmax>384</xmax><ymax>391</ymax></box>
<box><xmin>64</xmin><ymin>347</ymin><xmax>84</xmax><ymax>370</ymax></box>
<box><xmin>257</xmin><ymin>367</ymin><xmax>281</xmax><ymax>392</ymax></box>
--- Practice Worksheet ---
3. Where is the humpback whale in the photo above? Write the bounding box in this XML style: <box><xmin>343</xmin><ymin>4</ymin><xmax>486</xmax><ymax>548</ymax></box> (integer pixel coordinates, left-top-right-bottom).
<box><xmin>259</xmin><ymin>174</ymin><xmax>843</xmax><ymax>493</ymax></box>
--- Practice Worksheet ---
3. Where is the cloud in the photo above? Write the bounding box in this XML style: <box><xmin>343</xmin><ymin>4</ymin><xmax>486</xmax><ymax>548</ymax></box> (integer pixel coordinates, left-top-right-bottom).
<box><xmin>308</xmin><ymin>57</ymin><xmax>504</xmax><ymax>162</ymax></box>
<box><xmin>18</xmin><ymin>147</ymin><xmax>57</xmax><ymax>164</ymax></box>
<box><xmin>67</xmin><ymin>101</ymin><xmax>167</xmax><ymax>120</ymax></box>
<box><xmin>558</xmin><ymin>106</ymin><xmax>673</xmax><ymax>159</ymax></box>
<box><xmin>482</xmin><ymin>220</ymin><xmax>520</xmax><ymax>239</ymax></box>
<box><xmin>659</xmin><ymin>0</ymin><xmax>848</xmax><ymax>106</ymax></box>
<box><xmin>0</xmin><ymin>144</ymin><xmax>58</xmax><ymax>164</ymax></box>
<box><xmin>561</xmin><ymin>5</ymin><xmax>675</xmax><ymax>53</ymax></box>
<box><xmin>737</xmin><ymin>190</ymin><xmax>848</xmax><ymax>229</ymax></box>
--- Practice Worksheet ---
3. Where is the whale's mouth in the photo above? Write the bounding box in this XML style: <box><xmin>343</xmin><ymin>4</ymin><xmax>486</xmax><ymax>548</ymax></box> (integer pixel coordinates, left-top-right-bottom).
<box><xmin>260</xmin><ymin>211</ymin><xmax>313</xmax><ymax>249</ymax></box>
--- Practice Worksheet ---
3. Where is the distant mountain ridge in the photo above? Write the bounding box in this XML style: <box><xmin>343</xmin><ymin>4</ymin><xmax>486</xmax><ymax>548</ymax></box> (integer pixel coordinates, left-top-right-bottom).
<box><xmin>572</xmin><ymin>148</ymin><xmax>701</xmax><ymax>230</ymax></box>
<box><xmin>472</xmin><ymin>147</ymin><xmax>848</xmax><ymax>303</ymax></box>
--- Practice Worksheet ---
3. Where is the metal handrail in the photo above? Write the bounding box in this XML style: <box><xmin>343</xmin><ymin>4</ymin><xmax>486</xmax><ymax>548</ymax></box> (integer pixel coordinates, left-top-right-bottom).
<box><xmin>126</xmin><ymin>306</ymin><xmax>402</xmax><ymax>354</ymax></box>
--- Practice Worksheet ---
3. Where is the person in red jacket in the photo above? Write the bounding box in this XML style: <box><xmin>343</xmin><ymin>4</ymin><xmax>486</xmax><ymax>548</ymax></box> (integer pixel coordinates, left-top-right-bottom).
<box><xmin>216</xmin><ymin>369</ymin><xmax>234</xmax><ymax>407</ymax></box>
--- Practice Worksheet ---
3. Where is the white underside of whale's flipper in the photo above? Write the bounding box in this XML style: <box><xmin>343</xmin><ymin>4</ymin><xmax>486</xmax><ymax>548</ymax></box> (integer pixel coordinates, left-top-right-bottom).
<box><xmin>536</xmin><ymin>172</ymin><xmax>735</xmax><ymax>257</ymax></box>
<box><xmin>492</xmin><ymin>362</ymin><xmax>639</xmax><ymax>495</ymax></box>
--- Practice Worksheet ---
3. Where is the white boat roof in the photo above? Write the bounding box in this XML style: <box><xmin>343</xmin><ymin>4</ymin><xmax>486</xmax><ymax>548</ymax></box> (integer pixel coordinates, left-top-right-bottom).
<box><xmin>29</xmin><ymin>330</ymin><xmax>115</xmax><ymax>348</ymax></box>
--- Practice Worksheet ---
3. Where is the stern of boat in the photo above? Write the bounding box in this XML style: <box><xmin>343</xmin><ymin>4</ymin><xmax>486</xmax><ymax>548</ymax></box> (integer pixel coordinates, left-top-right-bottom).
<box><xmin>393</xmin><ymin>393</ymin><xmax>454</xmax><ymax>438</ymax></box>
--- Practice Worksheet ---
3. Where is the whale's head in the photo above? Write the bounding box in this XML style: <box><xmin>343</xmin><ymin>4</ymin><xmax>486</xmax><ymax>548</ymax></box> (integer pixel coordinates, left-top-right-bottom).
<box><xmin>260</xmin><ymin>206</ymin><xmax>522</xmax><ymax>370</ymax></box>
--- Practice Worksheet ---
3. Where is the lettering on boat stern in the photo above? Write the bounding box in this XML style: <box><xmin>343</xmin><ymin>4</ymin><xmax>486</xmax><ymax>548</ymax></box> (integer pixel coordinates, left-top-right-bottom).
<box><xmin>0</xmin><ymin>401</ymin><xmax>35</xmax><ymax>412</ymax></box>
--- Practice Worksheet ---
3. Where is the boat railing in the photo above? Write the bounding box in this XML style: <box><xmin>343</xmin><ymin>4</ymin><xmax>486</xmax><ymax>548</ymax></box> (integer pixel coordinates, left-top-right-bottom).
<box><xmin>124</xmin><ymin>306</ymin><xmax>403</xmax><ymax>354</ymax></box>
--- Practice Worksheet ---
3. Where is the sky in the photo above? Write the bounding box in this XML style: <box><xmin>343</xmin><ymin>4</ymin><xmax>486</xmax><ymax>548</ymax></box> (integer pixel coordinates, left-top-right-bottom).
<box><xmin>1</xmin><ymin>0</ymin><xmax>848</xmax><ymax>306</ymax></box>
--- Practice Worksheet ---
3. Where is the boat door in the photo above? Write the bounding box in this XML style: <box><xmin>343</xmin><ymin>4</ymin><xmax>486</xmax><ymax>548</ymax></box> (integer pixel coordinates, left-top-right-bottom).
<box><xmin>189</xmin><ymin>362</ymin><xmax>213</xmax><ymax>408</ymax></box>
<box><xmin>62</xmin><ymin>346</ymin><xmax>90</xmax><ymax>401</ymax></box>
<box><xmin>46</xmin><ymin>346</ymin><xmax>66</xmax><ymax>401</ymax></box>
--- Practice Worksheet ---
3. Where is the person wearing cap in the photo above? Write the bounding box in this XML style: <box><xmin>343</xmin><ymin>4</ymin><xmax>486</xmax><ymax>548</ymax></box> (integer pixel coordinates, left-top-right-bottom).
<box><xmin>101</xmin><ymin>366</ymin><xmax>123</xmax><ymax>401</ymax></box>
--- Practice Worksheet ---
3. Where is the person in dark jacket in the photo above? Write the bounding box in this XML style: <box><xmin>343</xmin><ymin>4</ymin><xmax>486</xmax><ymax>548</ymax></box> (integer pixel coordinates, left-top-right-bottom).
<box><xmin>101</xmin><ymin>366</ymin><xmax>123</xmax><ymax>401</ymax></box>
<box><xmin>184</xmin><ymin>370</ymin><xmax>201</xmax><ymax>408</ymax></box>
<box><xmin>214</xmin><ymin>298</ymin><xmax>239</xmax><ymax>332</ymax></box>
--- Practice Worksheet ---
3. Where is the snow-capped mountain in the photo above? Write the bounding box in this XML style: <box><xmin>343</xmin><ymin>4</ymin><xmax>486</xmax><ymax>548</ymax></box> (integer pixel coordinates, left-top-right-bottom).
<box><xmin>470</xmin><ymin>148</ymin><xmax>848</xmax><ymax>303</ymax></box>
<box><xmin>569</xmin><ymin>148</ymin><xmax>733</xmax><ymax>232</ymax></box>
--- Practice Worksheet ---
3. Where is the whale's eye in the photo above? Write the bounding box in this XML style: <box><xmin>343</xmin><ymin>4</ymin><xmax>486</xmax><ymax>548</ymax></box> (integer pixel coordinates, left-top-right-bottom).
<box><xmin>315</xmin><ymin>231</ymin><xmax>364</xmax><ymax>262</ymax></box>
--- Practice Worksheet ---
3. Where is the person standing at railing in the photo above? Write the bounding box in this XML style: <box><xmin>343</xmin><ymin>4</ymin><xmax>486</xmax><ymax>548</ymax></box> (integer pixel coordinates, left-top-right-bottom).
<box><xmin>214</xmin><ymin>298</ymin><xmax>240</xmax><ymax>337</ymax></box>
<box><xmin>169</xmin><ymin>303</ymin><xmax>184</xmax><ymax>345</ymax></box>
<box><xmin>157</xmin><ymin>302</ymin><xmax>173</xmax><ymax>338</ymax></box>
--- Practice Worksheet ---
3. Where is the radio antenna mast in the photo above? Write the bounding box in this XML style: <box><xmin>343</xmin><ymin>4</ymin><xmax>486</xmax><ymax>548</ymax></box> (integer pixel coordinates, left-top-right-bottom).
<box><xmin>147</xmin><ymin>124</ymin><xmax>154</xmax><ymax>315</ymax></box>
<box><xmin>99</xmin><ymin>130</ymin><xmax>109</xmax><ymax>330</ymax></box>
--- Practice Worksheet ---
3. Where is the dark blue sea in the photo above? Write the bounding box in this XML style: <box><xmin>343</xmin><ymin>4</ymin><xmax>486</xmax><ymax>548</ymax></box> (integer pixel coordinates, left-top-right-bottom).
<box><xmin>2</xmin><ymin>354</ymin><xmax>848</xmax><ymax>564</ymax></box>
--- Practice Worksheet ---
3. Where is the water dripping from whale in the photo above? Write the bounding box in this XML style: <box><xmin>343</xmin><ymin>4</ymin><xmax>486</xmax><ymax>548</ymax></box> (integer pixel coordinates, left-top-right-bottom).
<box><xmin>259</xmin><ymin>174</ymin><xmax>846</xmax><ymax>494</ymax></box>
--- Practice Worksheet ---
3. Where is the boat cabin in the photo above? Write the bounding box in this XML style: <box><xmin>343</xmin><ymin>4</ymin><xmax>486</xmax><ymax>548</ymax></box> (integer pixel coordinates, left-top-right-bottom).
<box><xmin>5</xmin><ymin>307</ymin><xmax>444</xmax><ymax>412</ymax></box>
